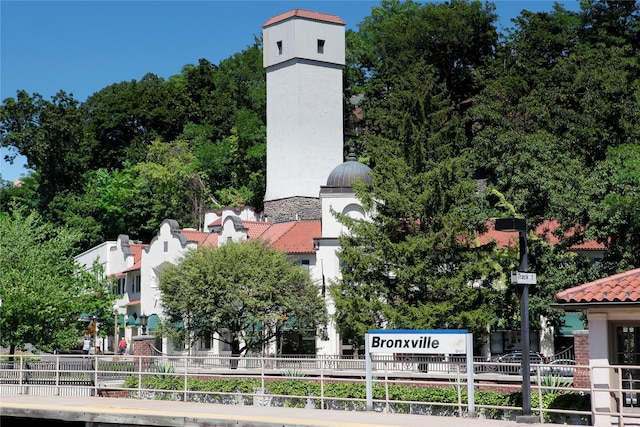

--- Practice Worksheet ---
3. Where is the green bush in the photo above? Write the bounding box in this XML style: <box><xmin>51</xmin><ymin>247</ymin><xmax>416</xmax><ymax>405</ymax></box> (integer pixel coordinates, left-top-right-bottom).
<box><xmin>541</xmin><ymin>375</ymin><xmax>573</xmax><ymax>393</ymax></box>
<box><xmin>118</xmin><ymin>376</ymin><xmax>590</xmax><ymax>421</ymax></box>
<box><xmin>473</xmin><ymin>390</ymin><xmax>510</xmax><ymax>419</ymax></box>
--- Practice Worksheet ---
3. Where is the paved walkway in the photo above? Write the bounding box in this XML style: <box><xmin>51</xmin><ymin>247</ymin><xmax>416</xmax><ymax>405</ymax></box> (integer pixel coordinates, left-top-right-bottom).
<box><xmin>0</xmin><ymin>394</ymin><xmax>547</xmax><ymax>427</ymax></box>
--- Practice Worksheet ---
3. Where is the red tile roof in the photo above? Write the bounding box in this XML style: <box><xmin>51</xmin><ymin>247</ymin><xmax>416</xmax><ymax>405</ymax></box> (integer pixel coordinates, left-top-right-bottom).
<box><xmin>243</xmin><ymin>221</ymin><xmax>273</xmax><ymax>240</ymax></box>
<box><xmin>130</xmin><ymin>244</ymin><xmax>145</xmax><ymax>264</ymax></box>
<box><xmin>257</xmin><ymin>221</ymin><xmax>320</xmax><ymax>254</ymax></box>
<box><xmin>478</xmin><ymin>219</ymin><xmax>605</xmax><ymax>251</ymax></box>
<box><xmin>263</xmin><ymin>9</ymin><xmax>346</xmax><ymax>27</ymax></box>
<box><xmin>208</xmin><ymin>217</ymin><xmax>222</xmax><ymax>227</ymax></box>
<box><xmin>122</xmin><ymin>243</ymin><xmax>148</xmax><ymax>273</ymax></box>
<box><xmin>556</xmin><ymin>268</ymin><xmax>640</xmax><ymax>304</ymax></box>
<box><xmin>180</xmin><ymin>229</ymin><xmax>217</xmax><ymax>247</ymax></box>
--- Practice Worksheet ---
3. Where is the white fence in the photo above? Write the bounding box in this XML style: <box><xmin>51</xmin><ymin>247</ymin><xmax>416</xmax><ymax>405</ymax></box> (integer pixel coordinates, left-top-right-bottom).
<box><xmin>1</xmin><ymin>353</ymin><xmax>639</xmax><ymax>425</ymax></box>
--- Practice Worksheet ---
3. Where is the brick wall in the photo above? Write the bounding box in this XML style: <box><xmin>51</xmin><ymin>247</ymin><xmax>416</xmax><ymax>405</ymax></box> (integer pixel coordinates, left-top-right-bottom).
<box><xmin>133</xmin><ymin>336</ymin><xmax>155</xmax><ymax>357</ymax></box>
<box><xmin>98</xmin><ymin>389</ymin><xmax>128</xmax><ymax>398</ymax></box>
<box><xmin>573</xmin><ymin>329</ymin><xmax>590</xmax><ymax>389</ymax></box>
<box><xmin>133</xmin><ymin>335</ymin><xmax>156</xmax><ymax>371</ymax></box>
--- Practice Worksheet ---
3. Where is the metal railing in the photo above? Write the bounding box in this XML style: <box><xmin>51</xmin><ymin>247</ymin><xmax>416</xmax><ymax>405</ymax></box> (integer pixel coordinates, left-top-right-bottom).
<box><xmin>4</xmin><ymin>354</ymin><xmax>640</xmax><ymax>424</ymax></box>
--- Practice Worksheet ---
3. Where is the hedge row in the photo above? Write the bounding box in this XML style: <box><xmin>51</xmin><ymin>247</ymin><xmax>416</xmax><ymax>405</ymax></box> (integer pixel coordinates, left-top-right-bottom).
<box><xmin>122</xmin><ymin>376</ymin><xmax>590</xmax><ymax>424</ymax></box>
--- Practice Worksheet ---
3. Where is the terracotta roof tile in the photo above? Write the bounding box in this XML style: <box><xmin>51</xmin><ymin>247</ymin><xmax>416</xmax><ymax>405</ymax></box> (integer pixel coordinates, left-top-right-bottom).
<box><xmin>121</xmin><ymin>243</ymin><xmax>148</xmax><ymax>273</ymax></box>
<box><xmin>180</xmin><ymin>229</ymin><xmax>217</xmax><ymax>247</ymax></box>
<box><xmin>556</xmin><ymin>268</ymin><xmax>640</xmax><ymax>303</ymax></box>
<box><xmin>257</xmin><ymin>221</ymin><xmax>320</xmax><ymax>254</ymax></box>
<box><xmin>478</xmin><ymin>219</ymin><xmax>604</xmax><ymax>251</ymax></box>
<box><xmin>208</xmin><ymin>217</ymin><xmax>222</xmax><ymax>227</ymax></box>
<box><xmin>243</xmin><ymin>221</ymin><xmax>273</xmax><ymax>240</ymax></box>
<box><xmin>263</xmin><ymin>9</ymin><xmax>345</xmax><ymax>27</ymax></box>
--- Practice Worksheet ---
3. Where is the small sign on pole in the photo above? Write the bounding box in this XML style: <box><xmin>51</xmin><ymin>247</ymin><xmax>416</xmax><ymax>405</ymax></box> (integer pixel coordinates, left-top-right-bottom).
<box><xmin>511</xmin><ymin>271</ymin><xmax>536</xmax><ymax>285</ymax></box>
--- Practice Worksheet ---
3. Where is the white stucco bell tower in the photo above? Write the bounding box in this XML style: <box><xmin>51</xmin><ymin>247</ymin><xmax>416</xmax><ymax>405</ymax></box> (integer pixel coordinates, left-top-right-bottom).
<box><xmin>262</xmin><ymin>9</ymin><xmax>345</xmax><ymax>223</ymax></box>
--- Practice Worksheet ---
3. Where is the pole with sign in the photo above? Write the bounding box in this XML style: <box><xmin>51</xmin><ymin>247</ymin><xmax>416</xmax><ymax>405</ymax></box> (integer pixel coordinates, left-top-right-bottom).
<box><xmin>365</xmin><ymin>330</ymin><xmax>474</xmax><ymax>416</ymax></box>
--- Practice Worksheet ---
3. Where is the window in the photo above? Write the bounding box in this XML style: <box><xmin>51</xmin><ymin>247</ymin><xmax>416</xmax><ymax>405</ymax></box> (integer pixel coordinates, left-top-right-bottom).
<box><xmin>114</xmin><ymin>277</ymin><xmax>126</xmax><ymax>295</ymax></box>
<box><xmin>317</xmin><ymin>39</ymin><xmax>325</xmax><ymax>54</ymax></box>
<box><xmin>614</xmin><ymin>325</ymin><xmax>640</xmax><ymax>365</ymax></box>
<box><xmin>134</xmin><ymin>275</ymin><xmax>141</xmax><ymax>293</ymax></box>
<box><xmin>200</xmin><ymin>331</ymin><xmax>212</xmax><ymax>350</ymax></box>
<box><xmin>277</xmin><ymin>40</ymin><xmax>282</xmax><ymax>55</ymax></box>
<box><xmin>301</xmin><ymin>259</ymin><xmax>310</xmax><ymax>269</ymax></box>
<box><xmin>163</xmin><ymin>241</ymin><xmax>168</xmax><ymax>252</ymax></box>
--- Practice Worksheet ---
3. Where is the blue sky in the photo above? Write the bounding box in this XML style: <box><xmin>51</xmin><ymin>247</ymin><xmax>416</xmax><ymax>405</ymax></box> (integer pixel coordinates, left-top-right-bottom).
<box><xmin>1</xmin><ymin>0</ymin><xmax>582</xmax><ymax>182</ymax></box>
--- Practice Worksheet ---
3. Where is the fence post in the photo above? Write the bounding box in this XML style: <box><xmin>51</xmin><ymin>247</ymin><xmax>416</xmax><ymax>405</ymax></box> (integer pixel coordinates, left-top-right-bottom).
<box><xmin>93</xmin><ymin>355</ymin><xmax>99</xmax><ymax>397</ymax></box>
<box><xmin>184</xmin><ymin>356</ymin><xmax>188</xmax><ymax>402</ymax></box>
<box><xmin>384</xmin><ymin>363</ymin><xmax>389</xmax><ymax>413</ymax></box>
<box><xmin>457</xmin><ymin>365</ymin><xmax>462</xmax><ymax>417</ymax></box>
<box><xmin>137</xmin><ymin>356</ymin><xmax>143</xmax><ymax>398</ymax></box>
<box><xmin>466</xmin><ymin>333</ymin><xmax>475</xmax><ymax>418</ymax></box>
<box><xmin>260</xmin><ymin>354</ymin><xmax>265</xmax><ymax>392</ymax></box>
<box><xmin>536</xmin><ymin>370</ymin><xmax>544</xmax><ymax>423</ymax></box>
<box><xmin>55</xmin><ymin>355</ymin><xmax>60</xmax><ymax>396</ymax></box>
<box><xmin>365</xmin><ymin>333</ymin><xmax>372</xmax><ymax>411</ymax></box>
<box><xmin>19</xmin><ymin>356</ymin><xmax>25</xmax><ymax>395</ymax></box>
<box><xmin>320</xmin><ymin>357</ymin><xmax>325</xmax><ymax>410</ymax></box>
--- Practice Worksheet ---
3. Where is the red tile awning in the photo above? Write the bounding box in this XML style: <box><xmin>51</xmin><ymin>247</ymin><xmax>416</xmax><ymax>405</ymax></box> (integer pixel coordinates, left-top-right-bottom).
<box><xmin>556</xmin><ymin>268</ymin><xmax>640</xmax><ymax>307</ymax></box>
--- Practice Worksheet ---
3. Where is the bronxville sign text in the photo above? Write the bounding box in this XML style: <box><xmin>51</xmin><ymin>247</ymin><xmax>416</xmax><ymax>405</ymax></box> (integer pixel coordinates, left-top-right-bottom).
<box><xmin>367</xmin><ymin>329</ymin><xmax>467</xmax><ymax>354</ymax></box>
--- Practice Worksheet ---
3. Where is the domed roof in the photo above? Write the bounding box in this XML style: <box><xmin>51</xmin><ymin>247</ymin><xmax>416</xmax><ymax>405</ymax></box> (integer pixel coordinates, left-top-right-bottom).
<box><xmin>326</xmin><ymin>148</ymin><xmax>372</xmax><ymax>187</ymax></box>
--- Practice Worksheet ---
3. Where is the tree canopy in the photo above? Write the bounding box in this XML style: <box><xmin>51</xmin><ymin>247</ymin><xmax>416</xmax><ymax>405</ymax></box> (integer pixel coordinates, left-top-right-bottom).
<box><xmin>0</xmin><ymin>207</ymin><xmax>116</xmax><ymax>354</ymax></box>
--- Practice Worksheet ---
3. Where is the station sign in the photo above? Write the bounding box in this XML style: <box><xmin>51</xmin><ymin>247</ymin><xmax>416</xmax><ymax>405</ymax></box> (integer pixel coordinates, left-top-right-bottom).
<box><xmin>367</xmin><ymin>329</ymin><xmax>467</xmax><ymax>354</ymax></box>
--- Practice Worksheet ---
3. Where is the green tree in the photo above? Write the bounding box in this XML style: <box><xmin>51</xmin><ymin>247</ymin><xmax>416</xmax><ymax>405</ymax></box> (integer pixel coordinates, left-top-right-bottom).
<box><xmin>135</xmin><ymin>139</ymin><xmax>213</xmax><ymax>233</ymax></box>
<box><xmin>0</xmin><ymin>207</ymin><xmax>115</xmax><ymax>355</ymax></box>
<box><xmin>0</xmin><ymin>90</ymin><xmax>95</xmax><ymax>211</ymax></box>
<box><xmin>586</xmin><ymin>144</ymin><xmax>640</xmax><ymax>273</ymax></box>
<box><xmin>158</xmin><ymin>240</ymin><xmax>326</xmax><ymax>358</ymax></box>
<box><xmin>352</xmin><ymin>0</ymin><xmax>498</xmax><ymax>106</ymax></box>
<box><xmin>332</xmin><ymin>1</ymin><xmax>501</xmax><ymax>349</ymax></box>
<box><xmin>333</xmin><ymin>155</ymin><xmax>498</xmax><ymax>349</ymax></box>
<box><xmin>578</xmin><ymin>0</ymin><xmax>640</xmax><ymax>49</ymax></box>
<box><xmin>83</xmin><ymin>73</ymin><xmax>192</xmax><ymax>169</ymax></box>
<box><xmin>470</xmin><ymin>1</ymin><xmax>640</xmax><ymax>275</ymax></box>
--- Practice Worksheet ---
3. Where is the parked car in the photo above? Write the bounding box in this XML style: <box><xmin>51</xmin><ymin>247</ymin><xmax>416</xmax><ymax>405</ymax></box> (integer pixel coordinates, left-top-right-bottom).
<box><xmin>490</xmin><ymin>351</ymin><xmax>549</xmax><ymax>374</ymax></box>
<box><xmin>539</xmin><ymin>359</ymin><xmax>576</xmax><ymax>377</ymax></box>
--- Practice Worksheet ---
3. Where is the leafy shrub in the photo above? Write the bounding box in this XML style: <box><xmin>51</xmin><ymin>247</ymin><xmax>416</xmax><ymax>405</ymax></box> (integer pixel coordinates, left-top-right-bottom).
<box><xmin>155</xmin><ymin>363</ymin><xmax>176</xmax><ymax>380</ymax></box>
<box><xmin>282</xmin><ymin>368</ymin><xmax>306</xmax><ymax>378</ymax></box>
<box><xmin>474</xmin><ymin>390</ymin><xmax>510</xmax><ymax>419</ymax></box>
<box><xmin>118</xmin><ymin>375</ymin><xmax>590</xmax><ymax>422</ymax></box>
<box><xmin>541</xmin><ymin>375</ymin><xmax>572</xmax><ymax>394</ymax></box>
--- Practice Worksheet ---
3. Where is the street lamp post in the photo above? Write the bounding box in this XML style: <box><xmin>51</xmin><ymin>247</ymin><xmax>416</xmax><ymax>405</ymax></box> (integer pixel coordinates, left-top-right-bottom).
<box><xmin>140</xmin><ymin>313</ymin><xmax>149</xmax><ymax>336</ymax></box>
<box><xmin>494</xmin><ymin>218</ymin><xmax>536</xmax><ymax>423</ymax></box>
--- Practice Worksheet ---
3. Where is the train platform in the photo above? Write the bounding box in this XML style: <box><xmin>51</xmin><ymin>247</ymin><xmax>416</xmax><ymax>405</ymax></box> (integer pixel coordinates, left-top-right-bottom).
<box><xmin>0</xmin><ymin>394</ymin><xmax>547</xmax><ymax>427</ymax></box>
